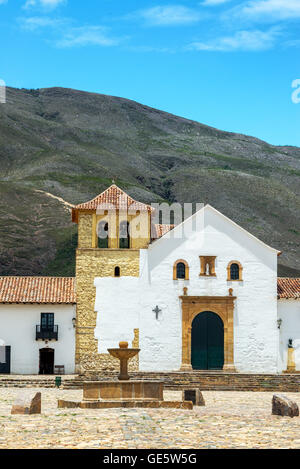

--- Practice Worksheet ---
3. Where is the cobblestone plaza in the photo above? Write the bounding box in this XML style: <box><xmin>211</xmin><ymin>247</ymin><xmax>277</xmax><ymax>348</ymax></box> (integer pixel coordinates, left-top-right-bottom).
<box><xmin>1</xmin><ymin>388</ymin><xmax>300</xmax><ymax>449</ymax></box>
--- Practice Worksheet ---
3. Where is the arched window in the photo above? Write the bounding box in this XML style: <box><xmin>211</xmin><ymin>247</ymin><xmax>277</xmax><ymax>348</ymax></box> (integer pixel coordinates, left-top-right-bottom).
<box><xmin>114</xmin><ymin>266</ymin><xmax>120</xmax><ymax>277</ymax></box>
<box><xmin>97</xmin><ymin>221</ymin><xmax>108</xmax><ymax>248</ymax></box>
<box><xmin>227</xmin><ymin>261</ymin><xmax>243</xmax><ymax>281</ymax></box>
<box><xmin>173</xmin><ymin>259</ymin><xmax>189</xmax><ymax>280</ymax></box>
<box><xmin>119</xmin><ymin>221</ymin><xmax>130</xmax><ymax>249</ymax></box>
<box><xmin>177</xmin><ymin>263</ymin><xmax>186</xmax><ymax>279</ymax></box>
<box><xmin>230</xmin><ymin>263</ymin><xmax>239</xmax><ymax>280</ymax></box>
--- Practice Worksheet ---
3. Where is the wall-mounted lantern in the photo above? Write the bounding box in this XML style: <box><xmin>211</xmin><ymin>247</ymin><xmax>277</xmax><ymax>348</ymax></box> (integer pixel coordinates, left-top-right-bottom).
<box><xmin>277</xmin><ymin>318</ymin><xmax>282</xmax><ymax>329</ymax></box>
<box><xmin>288</xmin><ymin>338</ymin><xmax>293</xmax><ymax>348</ymax></box>
<box><xmin>72</xmin><ymin>317</ymin><xmax>76</xmax><ymax>328</ymax></box>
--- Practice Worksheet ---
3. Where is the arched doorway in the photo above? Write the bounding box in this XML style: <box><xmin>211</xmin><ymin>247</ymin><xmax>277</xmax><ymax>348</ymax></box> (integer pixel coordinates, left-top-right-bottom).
<box><xmin>191</xmin><ymin>311</ymin><xmax>224</xmax><ymax>370</ymax></box>
<box><xmin>39</xmin><ymin>348</ymin><xmax>54</xmax><ymax>374</ymax></box>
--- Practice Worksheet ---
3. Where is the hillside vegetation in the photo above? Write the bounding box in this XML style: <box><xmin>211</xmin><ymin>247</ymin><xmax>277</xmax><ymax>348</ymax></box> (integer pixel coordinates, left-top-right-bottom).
<box><xmin>0</xmin><ymin>87</ymin><xmax>299</xmax><ymax>276</ymax></box>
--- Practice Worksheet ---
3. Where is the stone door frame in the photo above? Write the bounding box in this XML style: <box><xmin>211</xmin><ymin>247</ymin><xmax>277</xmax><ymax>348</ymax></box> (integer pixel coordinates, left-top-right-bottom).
<box><xmin>179</xmin><ymin>295</ymin><xmax>236</xmax><ymax>371</ymax></box>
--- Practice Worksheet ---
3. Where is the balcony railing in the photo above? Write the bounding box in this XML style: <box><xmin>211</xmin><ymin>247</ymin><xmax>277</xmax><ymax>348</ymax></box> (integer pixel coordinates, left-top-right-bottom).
<box><xmin>36</xmin><ymin>325</ymin><xmax>58</xmax><ymax>341</ymax></box>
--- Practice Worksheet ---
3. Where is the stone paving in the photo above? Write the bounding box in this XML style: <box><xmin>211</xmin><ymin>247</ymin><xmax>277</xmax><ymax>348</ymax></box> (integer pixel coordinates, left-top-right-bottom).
<box><xmin>0</xmin><ymin>388</ymin><xmax>300</xmax><ymax>448</ymax></box>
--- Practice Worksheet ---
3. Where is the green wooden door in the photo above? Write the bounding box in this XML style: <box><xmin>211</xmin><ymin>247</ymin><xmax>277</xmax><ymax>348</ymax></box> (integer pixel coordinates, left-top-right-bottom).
<box><xmin>191</xmin><ymin>312</ymin><xmax>224</xmax><ymax>370</ymax></box>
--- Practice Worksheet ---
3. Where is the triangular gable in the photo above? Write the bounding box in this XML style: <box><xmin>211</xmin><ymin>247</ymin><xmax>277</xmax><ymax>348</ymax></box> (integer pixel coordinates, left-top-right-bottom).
<box><xmin>204</xmin><ymin>204</ymin><xmax>280</xmax><ymax>254</ymax></box>
<box><xmin>149</xmin><ymin>204</ymin><xmax>280</xmax><ymax>255</ymax></box>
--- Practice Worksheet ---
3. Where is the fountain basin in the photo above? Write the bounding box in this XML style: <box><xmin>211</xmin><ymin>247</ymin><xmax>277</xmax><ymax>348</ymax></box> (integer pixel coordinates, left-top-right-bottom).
<box><xmin>83</xmin><ymin>380</ymin><xmax>163</xmax><ymax>401</ymax></box>
<box><xmin>107</xmin><ymin>348</ymin><xmax>140</xmax><ymax>360</ymax></box>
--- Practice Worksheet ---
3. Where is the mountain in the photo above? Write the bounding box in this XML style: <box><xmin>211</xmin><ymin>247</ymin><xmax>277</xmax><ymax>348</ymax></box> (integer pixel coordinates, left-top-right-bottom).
<box><xmin>0</xmin><ymin>86</ymin><xmax>299</xmax><ymax>277</ymax></box>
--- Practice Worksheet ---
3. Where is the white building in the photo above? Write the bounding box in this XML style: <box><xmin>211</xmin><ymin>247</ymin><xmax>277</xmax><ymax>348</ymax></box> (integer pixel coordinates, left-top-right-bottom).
<box><xmin>0</xmin><ymin>184</ymin><xmax>299</xmax><ymax>375</ymax></box>
<box><xmin>0</xmin><ymin>277</ymin><xmax>76</xmax><ymax>374</ymax></box>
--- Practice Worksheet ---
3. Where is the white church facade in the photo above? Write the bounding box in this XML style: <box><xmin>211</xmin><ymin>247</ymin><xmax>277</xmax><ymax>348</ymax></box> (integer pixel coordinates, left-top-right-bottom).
<box><xmin>0</xmin><ymin>184</ymin><xmax>299</xmax><ymax>375</ymax></box>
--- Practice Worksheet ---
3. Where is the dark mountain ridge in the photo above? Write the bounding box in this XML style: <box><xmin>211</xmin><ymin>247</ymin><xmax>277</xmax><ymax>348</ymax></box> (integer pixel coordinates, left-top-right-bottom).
<box><xmin>0</xmin><ymin>86</ymin><xmax>299</xmax><ymax>276</ymax></box>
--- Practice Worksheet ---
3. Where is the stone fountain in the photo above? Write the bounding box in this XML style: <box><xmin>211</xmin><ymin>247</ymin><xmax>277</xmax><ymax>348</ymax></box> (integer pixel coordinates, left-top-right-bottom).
<box><xmin>108</xmin><ymin>341</ymin><xmax>140</xmax><ymax>381</ymax></box>
<box><xmin>58</xmin><ymin>341</ymin><xmax>192</xmax><ymax>410</ymax></box>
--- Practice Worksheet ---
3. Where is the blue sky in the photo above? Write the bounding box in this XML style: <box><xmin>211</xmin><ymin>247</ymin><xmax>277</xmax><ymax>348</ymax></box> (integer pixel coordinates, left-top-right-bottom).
<box><xmin>0</xmin><ymin>0</ymin><xmax>299</xmax><ymax>146</ymax></box>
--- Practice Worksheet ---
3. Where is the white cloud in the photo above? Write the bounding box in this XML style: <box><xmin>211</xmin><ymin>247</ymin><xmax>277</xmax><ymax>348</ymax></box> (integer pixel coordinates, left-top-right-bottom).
<box><xmin>56</xmin><ymin>26</ymin><xmax>119</xmax><ymax>48</ymax></box>
<box><xmin>231</xmin><ymin>0</ymin><xmax>300</xmax><ymax>21</ymax></box>
<box><xmin>24</xmin><ymin>0</ymin><xmax>65</xmax><ymax>9</ymax></box>
<box><xmin>138</xmin><ymin>5</ymin><xmax>202</xmax><ymax>26</ymax></box>
<box><xmin>285</xmin><ymin>39</ymin><xmax>300</xmax><ymax>48</ymax></box>
<box><xmin>189</xmin><ymin>28</ymin><xmax>280</xmax><ymax>51</ymax></box>
<box><xmin>41</xmin><ymin>0</ymin><xmax>64</xmax><ymax>5</ymax></box>
<box><xmin>201</xmin><ymin>0</ymin><xmax>231</xmax><ymax>5</ymax></box>
<box><xmin>19</xmin><ymin>16</ymin><xmax>119</xmax><ymax>48</ymax></box>
<box><xmin>20</xmin><ymin>16</ymin><xmax>65</xmax><ymax>31</ymax></box>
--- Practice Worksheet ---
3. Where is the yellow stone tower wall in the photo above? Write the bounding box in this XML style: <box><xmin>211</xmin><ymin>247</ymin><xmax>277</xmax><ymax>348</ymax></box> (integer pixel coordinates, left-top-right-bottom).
<box><xmin>75</xmin><ymin>210</ymin><xmax>150</xmax><ymax>374</ymax></box>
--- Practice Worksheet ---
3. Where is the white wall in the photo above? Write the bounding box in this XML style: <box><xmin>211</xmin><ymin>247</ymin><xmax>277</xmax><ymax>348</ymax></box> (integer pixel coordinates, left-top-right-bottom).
<box><xmin>94</xmin><ymin>205</ymin><xmax>279</xmax><ymax>373</ymax></box>
<box><xmin>278</xmin><ymin>299</ymin><xmax>300</xmax><ymax>372</ymax></box>
<box><xmin>0</xmin><ymin>304</ymin><xmax>76</xmax><ymax>374</ymax></box>
<box><xmin>95</xmin><ymin>277</ymin><xmax>140</xmax><ymax>351</ymax></box>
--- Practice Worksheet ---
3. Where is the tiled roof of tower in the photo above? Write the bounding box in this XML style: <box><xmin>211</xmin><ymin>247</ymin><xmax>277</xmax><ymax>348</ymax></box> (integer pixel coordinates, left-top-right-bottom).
<box><xmin>0</xmin><ymin>277</ymin><xmax>76</xmax><ymax>304</ymax></box>
<box><xmin>72</xmin><ymin>184</ymin><xmax>153</xmax><ymax>222</ymax></box>
<box><xmin>153</xmin><ymin>224</ymin><xmax>175</xmax><ymax>239</ymax></box>
<box><xmin>277</xmin><ymin>278</ymin><xmax>300</xmax><ymax>299</ymax></box>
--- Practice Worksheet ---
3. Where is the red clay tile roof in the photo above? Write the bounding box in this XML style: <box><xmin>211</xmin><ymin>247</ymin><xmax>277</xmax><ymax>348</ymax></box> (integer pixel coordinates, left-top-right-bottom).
<box><xmin>277</xmin><ymin>278</ymin><xmax>300</xmax><ymax>299</ymax></box>
<box><xmin>0</xmin><ymin>276</ymin><xmax>298</xmax><ymax>303</ymax></box>
<box><xmin>72</xmin><ymin>184</ymin><xmax>153</xmax><ymax>222</ymax></box>
<box><xmin>0</xmin><ymin>277</ymin><xmax>76</xmax><ymax>304</ymax></box>
<box><xmin>153</xmin><ymin>224</ymin><xmax>175</xmax><ymax>239</ymax></box>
